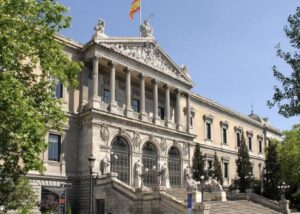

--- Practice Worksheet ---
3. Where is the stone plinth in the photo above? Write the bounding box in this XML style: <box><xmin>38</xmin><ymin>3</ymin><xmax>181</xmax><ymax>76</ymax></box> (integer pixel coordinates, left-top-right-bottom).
<box><xmin>188</xmin><ymin>191</ymin><xmax>202</xmax><ymax>203</ymax></box>
<box><xmin>279</xmin><ymin>199</ymin><xmax>290</xmax><ymax>214</ymax></box>
<box><xmin>203</xmin><ymin>191</ymin><xmax>226</xmax><ymax>202</ymax></box>
<box><xmin>89</xmin><ymin>97</ymin><xmax>101</xmax><ymax>109</ymax></box>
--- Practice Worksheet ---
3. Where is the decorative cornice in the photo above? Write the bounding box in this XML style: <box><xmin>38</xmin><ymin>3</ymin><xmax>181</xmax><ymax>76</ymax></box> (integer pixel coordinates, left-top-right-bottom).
<box><xmin>220</xmin><ymin>120</ymin><xmax>229</xmax><ymax>128</ymax></box>
<box><xmin>203</xmin><ymin>114</ymin><xmax>214</xmax><ymax>123</ymax></box>
<box><xmin>234</xmin><ymin>126</ymin><xmax>243</xmax><ymax>132</ymax></box>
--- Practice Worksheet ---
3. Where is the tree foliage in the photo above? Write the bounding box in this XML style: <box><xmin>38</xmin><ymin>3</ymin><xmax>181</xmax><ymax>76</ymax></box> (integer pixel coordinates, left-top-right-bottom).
<box><xmin>0</xmin><ymin>0</ymin><xmax>82</xmax><ymax>208</ymax></box>
<box><xmin>192</xmin><ymin>143</ymin><xmax>206</xmax><ymax>181</ymax></box>
<box><xmin>268</xmin><ymin>7</ymin><xmax>300</xmax><ymax>117</ymax></box>
<box><xmin>278</xmin><ymin>124</ymin><xmax>300</xmax><ymax>188</ymax></box>
<box><xmin>212</xmin><ymin>152</ymin><xmax>223</xmax><ymax>185</ymax></box>
<box><xmin>1</xmin><ymin>177</ymin><xmax>37</xmax><ymax>214</ymax></box>
<box><xmin>263</xmin><ymin>140</ymin><xmax>282</xmax><ymax>200</ymax></box>
<box><xmin>236</xmin><ymin>132</ymin><xmax>253</xmax><ymax>193</ymax></box>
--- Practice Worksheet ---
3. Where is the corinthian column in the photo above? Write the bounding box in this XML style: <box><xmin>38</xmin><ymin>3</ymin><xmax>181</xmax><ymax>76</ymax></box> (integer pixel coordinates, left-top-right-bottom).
<box><xmin>152</xmin><ymin>79</ymin><xmax>159</xmax><ymax>124</ymax></box>
<box><xmin>108</xmin><ymin>61</ymin><xmax>117</xmax><ymax>113</ymax></box>
<box><xmin>89</xmin><ymin>57</ymin><xmax>101</xmax><ymax>109</ymax></box>
<box><xmin>124</xmin><ymin>68</ymin><xmax>133</xmax><ymax>117</ymax></box>
<box><xmin>175</xmin><ymin>89</ymin><xmax>183</xmax><ymax>130</ymax></box>
<box><xmin>164</xmin><ymin>84</ymin><xmax>171</xmax><ymax>128</ymax></box>
<box><xmin>92</xmin><ymin>57</ymin><xmax>99</xmax><ymax>98</ymax></box>
<box><xmin>139</xmin><ymin>74</ymin><xmax>147</xmax><ymax>121</ymax></box>
<box><xmin>186</xmin><ymin>93</ymin><xmax>191</xmax><ymax>133</ymax></box>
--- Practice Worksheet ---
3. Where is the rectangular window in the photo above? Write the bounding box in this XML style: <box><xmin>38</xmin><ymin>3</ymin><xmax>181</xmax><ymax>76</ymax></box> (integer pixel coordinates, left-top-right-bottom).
<box><xmin>48</xmin><ymin>134</ymin><xmax>61</xmax><ymax>161</ymax></box>
<box><xmin>236</xmin><ymin>132</ymin><xmax>241</xmax><ymax>147</ymax></box>
<box><xmin>132</xmin><ymin>99</ymin><xmax>140</xmax><ymax>112</ymax></box>
<box><xmin>55</xmin><ymin>80</ymin><xmax>63</xmax><ymax>98</ymax></box>
<box><xmin>158</xmin><ymin>107</ymin><xmax>165</xmax><ymax>120</ymax></box>
<box><xmin>206</xmin><ymin>122</ymin><xmax>211</xmax><ymax>140</ymax></box>
<box><xmin>190</xmin><ymin>116</ymin><xmax>193</xmax><ymax>127</ymax></box>
<box><xmin>222</xmin><ymin>128</ymin><xmax>227</xmax><ymax>144</ymax></box>
<box><xmin>259</xmin><ymin>140</ymin><xmax>262</xmax><ymax>153</ymax></box>
<box><xmin>96</xmin><ymin>199</ymin><xmax>105</xmax><ymax>214</ymax></box>
<box><xmin>103</xmin><ymin>89</ymin><xmax>110</xmax><ymax>104</ymax></box>
<box><xmin>224</xmin><ymin>162</ymin><xmax>229</xmax><ymax>179</ymax></box>
<box><xmin>248</xmin><ymin>137</ymin><xmax>252</xmax><ymax>151</ymax></box>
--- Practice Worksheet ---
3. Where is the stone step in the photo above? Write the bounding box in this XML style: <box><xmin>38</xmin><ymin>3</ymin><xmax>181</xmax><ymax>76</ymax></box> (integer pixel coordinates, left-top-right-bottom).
<box><xmin>210</xmin><ymin>200</ymin><xmax>281</xmax><ymax>214</ymax></box>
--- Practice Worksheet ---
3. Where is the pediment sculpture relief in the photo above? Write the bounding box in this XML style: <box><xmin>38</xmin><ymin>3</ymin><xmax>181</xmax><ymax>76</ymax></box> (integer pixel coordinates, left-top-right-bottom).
<box><xmin>107</xmin><ymin>43</ymin><xmax>191</xmax><ymax>84</ymax></box>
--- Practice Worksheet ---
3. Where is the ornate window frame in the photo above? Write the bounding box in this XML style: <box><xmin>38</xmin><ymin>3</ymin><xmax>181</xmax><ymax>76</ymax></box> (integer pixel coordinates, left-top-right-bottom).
<box><xmin>246</xmin><ymin>131</ymin><xmax>254</xmax><ymax>152</ymax></box>
<box><xmin>220</xmin><ymin>121</ymin><xmax>229</xmax><ymax>145</ymax></box>
<box><xmin>257</xmin><ymin>134</ymin><xmax>264</xmax><ymax>155</ymax></box>
<box><xmin>205</xmin><ymin>153</ymin><xmax>214</xmax><ymax>171</ymax></box>
<box><xmin>203</xmin><ymin>114</ymin><xmax>214</xmax><ymax>141</ymax></box>
<box><xmin>221</xmin><ymin>156</ymin><xmax>230</xmax><ymax>181</ymax></box>
<box><xmin>234</xmin><ymin>126</ymin><xmax>243</xmax><ymax>148</ymax></box>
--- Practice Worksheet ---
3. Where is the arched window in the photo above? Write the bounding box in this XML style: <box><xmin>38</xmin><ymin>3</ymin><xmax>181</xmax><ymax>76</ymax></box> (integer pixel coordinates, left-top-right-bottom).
<box><xmin>142</xmin><ymin>142</ymin><xmax>158</xmax><ymax>187</ymax></box>
<box><xmin>168</xmin><ymin>146</ymin><xmax>181</xmax><ymax>187</ymax></box>
<box><xmin>111</xmin><ymin>137</ymin><xmax>130</xmax><ymax>184</ymax></box>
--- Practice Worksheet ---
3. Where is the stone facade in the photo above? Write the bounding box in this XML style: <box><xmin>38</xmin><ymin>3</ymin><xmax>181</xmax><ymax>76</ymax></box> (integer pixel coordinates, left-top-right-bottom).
<box><xmin>28</xmin><ymin>20</ymin><xmax>282</xmax><ymax>214</ymax></box>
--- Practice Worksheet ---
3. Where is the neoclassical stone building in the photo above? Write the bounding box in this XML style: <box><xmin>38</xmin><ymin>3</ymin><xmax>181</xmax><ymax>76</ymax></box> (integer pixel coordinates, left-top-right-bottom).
<box><xmin>28</xmin><ymin>20</ymin><xmax>282</xmax><ymax>214</ymax></box>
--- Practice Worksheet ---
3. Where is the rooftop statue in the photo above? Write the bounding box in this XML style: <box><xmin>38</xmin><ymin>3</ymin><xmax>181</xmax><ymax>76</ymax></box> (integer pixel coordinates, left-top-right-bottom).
<box><xmin>92</xmin><ymin>18</ymin><xmax>107</xmax><ymax>39</ymax></box>
<box><xmin>141</xmin><ymin>19</ymin><xmax>154</xmax><ymax>38</ymax></box>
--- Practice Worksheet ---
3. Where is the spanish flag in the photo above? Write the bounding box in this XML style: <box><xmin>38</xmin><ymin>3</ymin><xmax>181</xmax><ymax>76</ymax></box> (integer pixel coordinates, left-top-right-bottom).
<box><xmin>129</xmin><ymin>0</ymin><xmax>140</xmax><ymax>20</ymax></box>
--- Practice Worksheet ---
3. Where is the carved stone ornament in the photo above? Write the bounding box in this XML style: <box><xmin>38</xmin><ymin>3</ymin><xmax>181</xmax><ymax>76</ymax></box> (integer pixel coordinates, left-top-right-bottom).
<box><xmin>100</xmin><ymin>124</ymin><xmax>110</xmax><ymax>144</ymax></box>
<box><xmin>149</xmin><ymin>134</ymin><xmax>155</xmax><ymax>141</ymax></box>
<box><xmin>141</xmin><ymin>19</ymin><xmax>154</xmax><ymax>38</ymax></box>
<box><xmin>160</xmin><ymin>138</ymin><xmax>167</xmax><ymax>153</ymax></box>
<box><xmin>119</xmin><ymin>128</ymin><xmax>126</xmax><ymax>135</ymax></box>
<box><xmin>133</xmin><ymin>132</ymin><xmax>141</xmax><ymax>151</ymax></box>
<box><xmin>103</xmin><ymin>43</ymin><xmax>191</xmax><ymax>85</ymax></box>
<box><xmin>173</xmin><ymin>140</ymin><xmax>179</xmax><ymax>147</ymax></box>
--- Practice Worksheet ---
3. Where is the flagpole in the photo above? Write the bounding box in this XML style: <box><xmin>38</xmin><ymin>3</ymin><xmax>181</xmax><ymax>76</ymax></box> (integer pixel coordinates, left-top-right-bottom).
<box><xmin>139</xmin><ymin>0</ymin><xmax>142</xmax><ymax>37</ymax></box>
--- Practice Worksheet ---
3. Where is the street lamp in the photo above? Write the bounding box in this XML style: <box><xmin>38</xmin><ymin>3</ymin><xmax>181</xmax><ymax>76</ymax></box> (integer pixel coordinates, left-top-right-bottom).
<box><xmin>88</xmin><ymin>154</ymin><xmax>96</xmax><ymax>214</ymax></box>
<box><xmin>0</xmin><ymin>205</ymin><xmax>5</xmax><ymax>213</ymax></box>
<box><xmin>200</xmin><ymin>175</ymin><xmax>205</xmax><ymax>203</ymax></box>
<box><xmin>277</xmin><ymin>182</ymin><xmax>290</xmax><ymax>200</ymax></box>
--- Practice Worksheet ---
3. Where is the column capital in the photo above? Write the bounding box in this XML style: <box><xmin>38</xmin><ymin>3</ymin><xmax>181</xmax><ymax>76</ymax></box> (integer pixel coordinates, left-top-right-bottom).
<box><xmin>138</xmin><ymin>73</ymin><xmax>146</xmax><ymax>79</ymax></box>
<box><xmin>151</xmin><ymin>78</ymin><xmax>158</xmax><ymax>84</ymax></box>
<box><xmin>163</xmin><ymin>84</ymin><xmax>170</xmax><ymax>90</ymax></box>
<box><xmin>123</xmin><ymin>67</ymin><xmax>132</xmax><ymax>73</ymax></box>
<box><xmin>175</xmin><ymin>88</ymin><xmax>182</xmax><ymax>94</ymax></box>
<box><xmin>108</xmin><ymin>60</ymin><xmax>117</xmax><ymax>68</ymax></box>
<box><xmin>92</xmin><ymin>57</ymin><xmax>99</xmax><ymax>63</ymax></box>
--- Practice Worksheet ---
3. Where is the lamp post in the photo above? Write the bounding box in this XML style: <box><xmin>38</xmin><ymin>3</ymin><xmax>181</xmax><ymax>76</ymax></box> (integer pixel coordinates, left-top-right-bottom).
<box><xmin>277</xmin><ymin>182</ymin><xmax>290</xmax><ymax>200</ymax></box>
<box><xmin>200</xmin><ymin>175</ymin><xmax>205</xmax><ymax>203</ymax></box>
<box><xmin>0</xmin><ymin>205</ymin><xmax>5</xmax><ymax>214</ymax></box>
<box><xmin>88</xmin><ymin>154</ymin><xmax>96</xmax><ymax>214</ymax></box>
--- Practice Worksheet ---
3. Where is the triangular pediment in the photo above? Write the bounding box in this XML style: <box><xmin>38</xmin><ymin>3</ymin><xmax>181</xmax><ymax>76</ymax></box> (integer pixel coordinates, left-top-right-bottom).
<box><xmin>95</xmin><ymin>38</ymin><xmax>193</xmax><ymax>86</ymax></box>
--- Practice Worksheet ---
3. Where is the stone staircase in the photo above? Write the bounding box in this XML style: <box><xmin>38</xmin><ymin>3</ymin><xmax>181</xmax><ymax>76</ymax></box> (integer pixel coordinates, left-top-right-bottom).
<box><xmin>210</xmin><ymin>200</ymin><xmax>282</xmax><ymax>214</ymax></box>
<box><xmin>165</xmin><ymin>188</ymin><xmax>283</xmax><ymax>214</ymax></box>
<box><xmin>165</xmin><ymin>188</ymin><xmax>188</xmax><ymax>202</ymax></box>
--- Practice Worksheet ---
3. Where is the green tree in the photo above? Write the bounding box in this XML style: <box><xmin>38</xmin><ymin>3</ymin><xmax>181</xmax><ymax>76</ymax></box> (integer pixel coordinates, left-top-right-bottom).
<box><xmin>212</xmin><ymin>152</ymin><xmax>223</xmax><ymax>185</ymax></box>
<box><xmin>278</xmin><ymin>124</ymin><xmax>300</xmax><ymax>190</ymax></box>
<box><xmin>192</xmin><ymin>143</ymin><xmax>206</xmax><ymax>181</ymax></box>
<box><xmin>0</xmin><ymin>0</ymin><xmax>82</xmax><ymax>209</ymax></box>
<box><xmin>263</xmin><ymin>140</ymin><xmax>282</xmax><ymax>200</ymax></box>
<box><xmin>268</xmin><ymin>7</ymin><xmax>300</xmax><ymax>117</ymax></box>
<box><xmin>1</xmin><ymin>177</ymin><xmax>36</xmax><ymax>213</ymax></box>
<box><xmin>236</xmin><ymin>132</ymin><xmax>253</xmax><ymax>193</ymax></box>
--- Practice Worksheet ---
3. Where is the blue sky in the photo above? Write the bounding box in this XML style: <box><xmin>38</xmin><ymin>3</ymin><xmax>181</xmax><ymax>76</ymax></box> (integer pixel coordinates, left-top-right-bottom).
<box><xmin>59</xmin><ymin>0</ymin><xmax>299</xmax><ymax>131</ymax></box>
